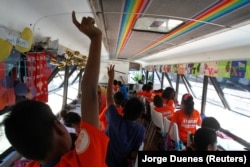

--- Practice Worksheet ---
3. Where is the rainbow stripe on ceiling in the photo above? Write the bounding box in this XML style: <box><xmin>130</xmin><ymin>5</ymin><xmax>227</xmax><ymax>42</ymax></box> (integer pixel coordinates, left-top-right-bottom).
<box><xmin>115</xmin><ymin>0</ymin><xmax>149</xmax><ymax>58</ymax></box>
<box><xmin>130</xmin><ymin>0</ymin><xmax>250</xmax><ymax>59</ymax></box>
<box><xmin>115</xmin><ymin>0</ymin><xmax>249</xmax><ymax>59</ymax></box>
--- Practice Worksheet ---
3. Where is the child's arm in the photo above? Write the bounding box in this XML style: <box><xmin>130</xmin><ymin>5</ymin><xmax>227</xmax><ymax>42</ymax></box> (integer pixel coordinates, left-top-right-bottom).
<box><xmin>107</xmin><ymin>65</ymin><xmax>115</xmax><ymax>106</ymax></box>
<box><xmin>72</xmin><ymin>11</ymin><xmax>102</xmax><ymax>128</ymax></box>
<box><xmin>119</xmin><ymin>76</ymin><xmax>125</xmax><ymax>85</ymax></box>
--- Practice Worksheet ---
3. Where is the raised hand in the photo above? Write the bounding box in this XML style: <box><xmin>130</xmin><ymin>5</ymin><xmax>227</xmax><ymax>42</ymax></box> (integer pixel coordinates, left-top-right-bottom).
<box><xmin>72</xmin><ymin>11</ymin><xmax>102</xmax><ymax>40</ymax></box>
<box><xmin>107</xmin><ymin>65</ymin><xmax>115</xmax><ymax>79</ymax></box>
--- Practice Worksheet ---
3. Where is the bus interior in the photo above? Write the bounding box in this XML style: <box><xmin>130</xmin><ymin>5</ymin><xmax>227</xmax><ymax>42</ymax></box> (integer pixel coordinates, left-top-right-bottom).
<box><xmin>0</xmin><ymin>0</ymin><xmax>250</xmax><ymax>166</ymax></box>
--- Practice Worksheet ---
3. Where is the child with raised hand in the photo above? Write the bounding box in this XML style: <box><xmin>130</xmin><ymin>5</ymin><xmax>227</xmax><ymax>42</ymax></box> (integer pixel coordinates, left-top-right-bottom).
<box><xmin>106</xmin><ymin>65</ymin><xmax>145</xmax><ymax>167</ymax></box>
<box><xmin>4</xmin><ymin>11</ymin><xmax>108</xmax><ymax>167</ymax></box>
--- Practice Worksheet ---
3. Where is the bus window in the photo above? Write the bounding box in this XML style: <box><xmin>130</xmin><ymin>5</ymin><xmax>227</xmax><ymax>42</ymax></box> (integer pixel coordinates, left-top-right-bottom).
<box><xmin>0</xmin><ymin>113</ymin><xmax>11</xmax><ymax>155</ymax></box>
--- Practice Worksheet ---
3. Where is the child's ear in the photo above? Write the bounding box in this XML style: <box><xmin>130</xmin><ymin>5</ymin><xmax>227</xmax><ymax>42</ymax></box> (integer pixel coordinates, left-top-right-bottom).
<box><xmin>207</xmin><ymin>144</ymin><xmax>213</xmax><ymax>151</ymax></box>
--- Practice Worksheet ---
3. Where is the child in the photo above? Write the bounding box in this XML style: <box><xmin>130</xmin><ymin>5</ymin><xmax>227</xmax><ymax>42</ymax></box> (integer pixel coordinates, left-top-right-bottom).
<box><xmin>162</xmin><ymin>87</ymin><xmax>176</xmax><ymax>110</ymax></box>
<box><xmin>105</xmin><ymin>65</ymin><xmax>145</xmax><ymax>167</ymax></box>
<box><xmin>171</xmin><ymin>93</ymin><xmax>202</xmax><ymax>144</ymax></box>
<box><xmin>194</xmin><ymin>128</ymin><xmax>217</xmax><ymax>151</ymax></box>
<box><xmin>99</xmin><ymin>91</ymin><xmax>124</xmax><ymax>132</ymax></box>
<box><xmin>4</xmin><ymin>11</ymin><xmax>108</xmax><ymax>167</ymax></box>
<box><xmin>153</xmin><ymin>95</ymin><xmax>174</xmax><ymax>121</ymax></box>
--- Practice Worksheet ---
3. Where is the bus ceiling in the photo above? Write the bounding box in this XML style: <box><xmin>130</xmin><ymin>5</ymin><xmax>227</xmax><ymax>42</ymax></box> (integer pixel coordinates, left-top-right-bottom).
<box><xmin>0</xmin><ymin>0</ymin><xmax>249</xmax><ymax>66</ymax></box>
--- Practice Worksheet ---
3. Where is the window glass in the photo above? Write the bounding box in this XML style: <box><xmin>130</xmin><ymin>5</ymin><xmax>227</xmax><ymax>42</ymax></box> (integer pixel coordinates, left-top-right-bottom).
<box><xmin>128</xmin><ymin>71</ymin><xmax>141</xmax><ymax>84</ymax></box>
<box><xmin>68</xmin><ymin>69</ymin><xmax>80</xmax><ymax>84</ymax></box>
<box><xmin>47</xmin><ymin>93</ymin><xmax>63</xmax><ymax>115</ymax></box>
<box><xmin>156</xmin><ymin>71</ymin><xmax>249</xmax><ymax>148</ymax></box>
<box><xmin>0</xmin><ymin>113</ymin><xmax>11</xmax><ymax>155</ymax></box>
<box><xmin>48</xmin><ymin>70</ymin><xmax>65</xmax><ymax>91</ymax></box>
<box><xmin>214</xmin><ymin>77</ymin><xmax>250</xmax><ymax>141</ymax></box>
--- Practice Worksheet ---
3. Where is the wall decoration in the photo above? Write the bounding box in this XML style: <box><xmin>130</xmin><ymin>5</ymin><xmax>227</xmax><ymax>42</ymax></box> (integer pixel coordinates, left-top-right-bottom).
<box><xmin>187</xmin><ymin>63</ymin><xmax>194</xmax><ymax>74</ymax></box>
<box><xmin>26</xmin><ymin>52</ymin><xmax>48</xmax><ymax>102</ymax></box>
<box><xmin>201</xmin><ymin>61</ymin><xmax>218</xmax><ymax>77</ymax></box>
<box><xmin>230</xmin><ymin>60</ymin><xmax>246</xmax><ymax>78</ymax></box>
<box><xmin>246</xmin><ymin>61</ymin><xmax>250</xmax><ymax>78</ymax></box>
<box><xmin>171</xmin><ymin>64</ymin><xmax>178</xmax><ymax>73</ymax></box>
<box><xmin>162</xmin><ymin>65</ymin><xmax>171</xmax><ymax>73</ymax></box>
<box><xmin>218</xmin><ymin>61</ymin><xmax>231</xmax><ymax>78</ymax></box>
<box><xmin>177</xmin><ymin>64</ymin><xmax>187</xmax><ymax>74</ymax></box>
<box><xmin>191</xmin><ymin>63</ymin><xmax>201</xmax><ymax>76</ymax></box>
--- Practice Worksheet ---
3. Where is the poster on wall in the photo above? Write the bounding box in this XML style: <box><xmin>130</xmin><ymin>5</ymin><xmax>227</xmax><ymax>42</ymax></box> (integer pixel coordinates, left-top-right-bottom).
<box><xmin>187</xmin><ymin>63</ymin><xmax>194</xmax><ymax>74</ymax></box>
<box><xmin>245</xmin><ymin>61</ymin><xmax>250</xmax><ymax>78</ymax></box>
<box><xmin>162</xmin><ymin>65</ymin><xmax>171</xmax><ymax>72</ymax></box>
<box><xmin>177</xmin><ymin>64</ymin><xmax>187</xmax><ymax>74</ymax></box>
<box><xmin>201</xmin><ymin>61</ymin><xmax>218</xmax><ymax>77</ymax></box>
<box><xmin>190</xmin><ymin>63</ymin><xmax>201</xmax><ymax>76</ymax></box>
<box><xmin>171</xmin><ymin>64</ymin><xmax>178</xmax><ymax>73</ymax></box>
<box><xmin>218</xmin><ymin>61</ymin><xmax>231</xmax><ymax>78</ymax></box>
<box><xmin>230</xmin><ymin>60</ymin><xmax>246</xmax><ymax>78</ymax></box>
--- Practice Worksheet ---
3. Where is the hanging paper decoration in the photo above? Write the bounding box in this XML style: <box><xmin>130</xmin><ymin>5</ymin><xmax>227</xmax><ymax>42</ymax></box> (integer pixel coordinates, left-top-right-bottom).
<box><xmin>0</xmin><ymin>62</ymin><xmax>5</xmax><ymax>80</ymax></box>
<box><xmin>230</xmin><ymin>60</ymin><xmax>246</xmax><ymax>78</ymax></box>
<box><xmin>177</xmin><ymin>64</ymin><xmax>188</xmax><ymax>74</ymax></box>
<box><xmin>0</xmin><ymin>85</ymin><xmax>8</xmax><ymax>110</ymax></box>
<box><xmin>1</xmin><ymin>76</ymin><xmax>14</xmax><ymax>88</ymax></box>
<box><xmin>14</xmin><ymin>82</ymin><xmax>28</xmax><ymax>96</ymax></box>
<box><xmin>218</xmin><ymin>61</ymin><xmax>231</xmax><ymax>78</ymax></box>
<box><xmin>245</xmin><ymin>61</ymin><xmax>250</xmax><ymax>78</ymax></box>
<box><xmin>191</xmin><ymin>63</ymin><xmax>201</xmax><ymax>76</ymax></box>
<box><xmin>6</xmin><ymin>87</ymin><xmax>15</xmax><ymax>106</ymax></box>
<box><xmin>171</xmin><ymin>64</ymin><xmax>178</xmax><ymax>73</ymax></box>
<box><xmin>49</xmin><ymin>50</ymin><xmax>87</xmax><ymax>70</ymax></box>
<box><xmin>187</xmin><ymin>63</ymin><xmax>194</xmax><ymax>74</ymax></box>
<box><xmin>26</xmin><ymin>52</ymin><xmax>48</xmax><ymax>102</ymax></box>
<box><xmin>0</xmin><ymin>38</ymin><xmax>13</xmax><ymax>60</ymax></box>
<box><xmin>15</xmin><ymin>27</ymin><xmax>33</xmax><ymax>53</ymax></box>
<box><xmin>201</xmin><ymin>61</ymin><xmax>218</xmax><ymax>77</ymax></box>
<box><xmin>162</xmin><ymin>65</ymin><xmax>171</xmax><ymax>73</ymax></box>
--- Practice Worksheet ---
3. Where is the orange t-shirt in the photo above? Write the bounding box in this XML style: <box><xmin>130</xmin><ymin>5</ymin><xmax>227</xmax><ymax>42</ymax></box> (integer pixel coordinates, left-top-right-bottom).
<box><xmin>154</xmin><ymin>105</ymin><xmax>174</xmax><ymax>121</ymax></box>
<box><xmin>171</xmin><ymin>109</ymin><xmax>202</xmax><ymax>143</ymax></box>
<box><xmin>25</xmin><ymin>122</ymin><xmax>109</xmax><ymax>167</ymax></box>
<box><xmin>163</xmin><ymin>99</ymin><xmax>175</xmax><ymax>110</ymax></box>
<box><xmin>136</xmin><ymin>91</ymin><xmax>143</xmax><ymax>97</ymax></box>
<box><xmin>99</xmin><ymin>106</ymin><xmax>123</xmax><ymax>132</ymax></box>
<box><xmin>113</xmin><ymin>85</ymin><xmax>118</xmax><ymax>92</ymax></box>
<box><xmin>152</xmin><ymin>91</ymin><xmax>162</xmax><ymax>97</ymax></box>
<box><xmin>99</xmin><ymin>93</ymin><xmax>107</xmax><ymax>114</ymax></box>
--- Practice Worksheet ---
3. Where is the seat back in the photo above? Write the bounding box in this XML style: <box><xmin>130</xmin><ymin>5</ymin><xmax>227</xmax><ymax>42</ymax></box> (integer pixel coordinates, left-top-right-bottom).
<box><xmin>163</xmin><ymin>117</ymin><xmax>180</xmax><ymax>143</ymax></box>
<box><xmin>149</xmin><ymin>102</ymin><xmax>154</xmax><ymax>118</ymax></box>
<box><xmin>151</xmin><ymin>107</ymin><xmax>165</xmax><ymax>135</ymax></box>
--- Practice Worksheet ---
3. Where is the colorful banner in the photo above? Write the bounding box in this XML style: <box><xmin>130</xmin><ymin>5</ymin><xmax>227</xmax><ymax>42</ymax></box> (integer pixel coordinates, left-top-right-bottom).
<box><xmin>201</xmin><ymin>61</ymin><xmax>218</xmax><ymax>77</ymax></box>
<box><xmin>187</xmin><ymin>63</ymin><xmax>194</xmax><ymax>74</ymax></box>
<box><xmin>177</xmin><ymin>64</ymin><xmax>187</xmax><ymax>74</ymax></box>
<box><xmin>218</xmin><ymin>61</ymin><xmax>231</xmax><ymax>78</ymax></box>
<box><xmin>26</xmin><ymin>52</ymin><xmax>48</xmax><ymax>102</ymax></box>
<box><xmin>230</xmin><ymin>60</ymin><xmax>246</xmax><ymax>78</ymax></box>
<box><xmin>145</xmin><ymin>60</ymin><xmax>250</xmax><ymax>80</ymax></box>
<box><xmin>162</xmin><ymin>65</ymin><xmax>171</xmax><ymax>73</ymax></box>
<box><xmin>245</xmin><ymin>61</ymin><xmax>250</xmax><ymax>78</ymax></box>
<box><xmin>171</xmin><ymin>64</ymin><xmax>178</xmax><ymax>73</ymax></box>
<box><xmin>191</xmin><ymin>63</ymin><xmax>201</xmax><ymax>76</ymax></box>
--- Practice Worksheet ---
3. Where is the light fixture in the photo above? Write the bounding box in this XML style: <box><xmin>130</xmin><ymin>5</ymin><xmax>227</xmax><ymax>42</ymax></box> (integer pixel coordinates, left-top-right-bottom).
<box><xmin>133</xmin><ymin>17</ymin><xmax>184</xmax><ymax>33</ymax></box>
